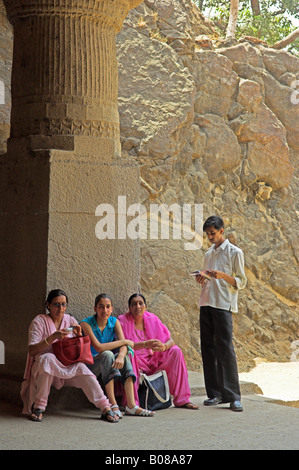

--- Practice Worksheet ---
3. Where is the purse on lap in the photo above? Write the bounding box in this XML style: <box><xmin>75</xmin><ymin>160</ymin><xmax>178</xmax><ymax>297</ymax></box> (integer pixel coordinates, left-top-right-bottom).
<box><xmin>52</xmin><ymin>336</ymin><xmax>94</xmax><ymax>366</ymax></box>
<box><xmin>138</xmin><ymin>370</ymin><xmax>172</xmax><ymax>411</ymax></box>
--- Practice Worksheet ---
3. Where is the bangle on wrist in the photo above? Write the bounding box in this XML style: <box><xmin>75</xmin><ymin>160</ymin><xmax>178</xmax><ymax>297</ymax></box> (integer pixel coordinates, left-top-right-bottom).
<box><xmin>45</xmin><ymin>337</ymin><xmax>50</xmax><ymax>345</ymax></box>
<box><xmin>164</xmin><ymin>343</ymin><xmax>167</xmax><ymax>351</ymax></box>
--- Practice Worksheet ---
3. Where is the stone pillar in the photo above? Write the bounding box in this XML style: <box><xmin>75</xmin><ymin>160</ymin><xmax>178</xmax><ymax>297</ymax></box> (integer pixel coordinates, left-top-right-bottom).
<box><xmin>0</xmin><ymin>0</ymin><xmax>143</xmax><ymax>377</ymax></box>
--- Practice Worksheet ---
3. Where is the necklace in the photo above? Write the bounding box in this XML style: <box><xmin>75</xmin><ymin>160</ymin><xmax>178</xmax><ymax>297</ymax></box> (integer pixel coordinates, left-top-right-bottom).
<box><xmin>135</xmin><ymin>327</ymin><xmax>146</xmax><ymax>341</ymax></box>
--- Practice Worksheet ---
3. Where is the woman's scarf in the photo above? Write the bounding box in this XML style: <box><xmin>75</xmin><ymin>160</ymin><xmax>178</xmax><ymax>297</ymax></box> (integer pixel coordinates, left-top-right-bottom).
<box><xmin>118</xmin><ymin>310</ymin><xmax>171</xmax><ymax>344</ymax></box>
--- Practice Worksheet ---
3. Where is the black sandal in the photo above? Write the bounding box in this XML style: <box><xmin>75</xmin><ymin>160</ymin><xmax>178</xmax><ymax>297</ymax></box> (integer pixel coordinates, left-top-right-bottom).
<box><xmin>30</xmin><ymin>405</ymin><xmax>44</xmax><ymax>422</ymax></box>
<box><xmin>100</xmin><ymin>409</ymin><xmax>119</xmax><ymax>423</ymax></box>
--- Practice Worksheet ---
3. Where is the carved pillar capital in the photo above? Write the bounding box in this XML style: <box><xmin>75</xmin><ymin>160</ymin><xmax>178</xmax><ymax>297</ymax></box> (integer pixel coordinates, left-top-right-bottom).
<box><xmin>5</xmin><ymin>0</ymin><xmax>142</xmax><ymax>32</ymax></box>
<box><xmin>5</xmin><ymin>0</ymin><xmax>143</xmax><ymax>149</ymax></box>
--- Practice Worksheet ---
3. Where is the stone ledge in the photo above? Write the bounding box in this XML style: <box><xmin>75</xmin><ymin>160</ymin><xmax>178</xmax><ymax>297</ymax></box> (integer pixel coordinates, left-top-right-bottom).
<box><xmin>0</xmin><ymin>372</ymin><xmax>263</xmax><ymax>411</ymax></box>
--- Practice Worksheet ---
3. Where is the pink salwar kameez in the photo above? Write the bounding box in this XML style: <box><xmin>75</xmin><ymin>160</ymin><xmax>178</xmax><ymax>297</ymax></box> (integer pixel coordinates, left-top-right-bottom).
<box><xmin>20</xmin><ymin>313</ymin><xmax>110</xmax><ymax>414</ymax></box>
<box><xmin>118</xmin><ymin>310</ymin><xmax>191</xmax><ymax>407</ymax></box>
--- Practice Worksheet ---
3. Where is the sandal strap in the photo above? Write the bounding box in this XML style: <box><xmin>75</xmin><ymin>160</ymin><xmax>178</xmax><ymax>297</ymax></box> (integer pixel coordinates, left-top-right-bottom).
<box><xmin>101</xmin><ymin>409</ymin><xmax>119</xmax><ymax>423</ymax></box>
<box><xmin>30</xmin><ymin>408</ymin><xmax>44</xmax><ymax>422</ymax></box>
<box><xmin>125</xmin><ymin>405</ymin><xmax>155</xmax><ymax>416</ymax></box>
<box><xmin>125</xmin><ymin>405</ymin><xmax>138</xmax><ymax>415</ymax></box>
<box><xmin>139</xmin><ymin>408</ymin><xmax>152</xmax><ymax>416</ymax></box>
<box><xmin>111</xmin><ymin>405</ymin><xmax>123</xmax><ymax>418</ymax></box>
<box><xmin>31</xmin><ymin>408</ymin><xmax>44</xmax><ymax>416</ymax></box>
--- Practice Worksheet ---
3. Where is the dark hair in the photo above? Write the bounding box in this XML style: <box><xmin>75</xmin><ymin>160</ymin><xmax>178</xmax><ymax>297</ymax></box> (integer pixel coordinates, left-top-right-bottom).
<box><xmin>128</xmin><ymin>293</ymin><xmax>147</xmax><ymax>307</ymax></box>
<box><xmin>94</xmin><ymin>293</ymin><xmax>113</xmax><ymax>307</ymax></box>
<box><xmin>203</xmin><ymin>215</ymin><xmax>224</xmax><ymax>231</ymax></box>
<box><xmin>46</xmin><ymin>289</ymin><xmax>68</xmax><ymax>309</ymax></box>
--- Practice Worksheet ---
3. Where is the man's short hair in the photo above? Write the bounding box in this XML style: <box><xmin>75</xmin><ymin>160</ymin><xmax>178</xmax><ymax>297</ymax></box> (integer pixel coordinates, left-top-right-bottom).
<box><xmin>203</xmin><ymin>215</ymin><xmax>224</xmax><ymax>231</ymax></box>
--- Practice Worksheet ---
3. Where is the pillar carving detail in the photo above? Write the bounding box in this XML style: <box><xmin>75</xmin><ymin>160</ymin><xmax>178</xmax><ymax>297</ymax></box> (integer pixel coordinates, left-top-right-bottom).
<box><xmin>5</xmin><ymin>0</ymin><xmax>143</xmax><ymax>144</ymax></box>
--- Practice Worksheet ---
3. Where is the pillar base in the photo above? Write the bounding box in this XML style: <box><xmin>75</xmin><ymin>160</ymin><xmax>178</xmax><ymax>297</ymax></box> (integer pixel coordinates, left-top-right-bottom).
<box><xmin>0</xmin><ymin>137</ymin><xmax>140</xmax><ymax>376</ymax></box>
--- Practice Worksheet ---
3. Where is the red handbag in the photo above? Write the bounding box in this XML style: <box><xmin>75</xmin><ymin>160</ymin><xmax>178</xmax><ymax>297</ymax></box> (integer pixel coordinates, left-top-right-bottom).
<box><xmin>52</xmin><ymin>335</ymin><xmax>94</xmax><ymax>366</ymax></box>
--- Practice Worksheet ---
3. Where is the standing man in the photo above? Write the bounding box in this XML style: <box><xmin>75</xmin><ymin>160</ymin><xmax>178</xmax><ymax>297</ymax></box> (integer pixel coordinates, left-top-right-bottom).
<box><xmin>196</xmin><ymin>215</ymin><xmax>247</xmax><ymax>411</ymax></box>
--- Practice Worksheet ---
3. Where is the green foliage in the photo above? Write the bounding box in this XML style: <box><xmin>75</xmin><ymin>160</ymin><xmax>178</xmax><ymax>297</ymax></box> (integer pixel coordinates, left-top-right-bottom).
<box><xmin>193</xmin><ymin>0</ymin><xmax>299</xmax><ymax>55</ymax></box>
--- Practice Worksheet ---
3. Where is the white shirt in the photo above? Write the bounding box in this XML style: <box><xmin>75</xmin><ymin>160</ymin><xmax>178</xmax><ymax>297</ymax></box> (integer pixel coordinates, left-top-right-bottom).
<box><xmin>199</xmin><ymin>239</ymin><xmax>247</xmax><ymax>313</ymax></box>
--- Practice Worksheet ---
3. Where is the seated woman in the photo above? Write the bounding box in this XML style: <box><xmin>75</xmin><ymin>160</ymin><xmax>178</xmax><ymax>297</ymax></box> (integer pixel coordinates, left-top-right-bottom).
<box><xmin>118</xmin><ymin>293</ymin><xmax>198</xmax><ymax>410</ymax></box>
<box><xmin>20</xmin><ymin>289</ymin><xmax>118</xmax><ymax>423</ymax></box>
<box><xmin>81</xmin><ymin>293</ymin><xmax>154</xmax><ymax>417</ymax></box>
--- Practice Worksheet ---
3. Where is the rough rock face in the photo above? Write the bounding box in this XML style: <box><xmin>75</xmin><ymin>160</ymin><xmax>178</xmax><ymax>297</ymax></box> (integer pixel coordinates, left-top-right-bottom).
<box><xmin>116</xmin><ymin>0</ymin><xmax>299</xmax><ymax>370</ymax></box>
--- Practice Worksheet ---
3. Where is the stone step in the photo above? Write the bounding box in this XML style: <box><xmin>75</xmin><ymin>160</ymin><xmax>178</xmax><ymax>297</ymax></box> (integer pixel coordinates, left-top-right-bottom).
<box><xmin>0</xmin><ymin>371</ymin><xmax>263</xmax><ymax>411</ymax></box>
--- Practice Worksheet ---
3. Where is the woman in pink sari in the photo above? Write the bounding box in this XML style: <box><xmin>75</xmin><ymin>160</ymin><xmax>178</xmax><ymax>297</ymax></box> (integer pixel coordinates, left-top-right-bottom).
<box><xmin>20</xmin><ymin>289</ymin><xmax>118</xmax><ymax>423</ymax></box>
<box><xmin>118</xmin><ymin>294</ymin><xmax>198</xmax><ymax>410</ymax></box>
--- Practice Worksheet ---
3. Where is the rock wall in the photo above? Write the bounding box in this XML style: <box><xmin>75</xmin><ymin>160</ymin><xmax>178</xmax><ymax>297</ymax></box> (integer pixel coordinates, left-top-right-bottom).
<box><xmin>116</xmin><ymin>0</ymin><xmax>299</xmax><ymax>370</ymax></box>
<box><xmin>1</xmin><ymin>0</ymin><xmax>298</xmax><ymax>372</ymax></box>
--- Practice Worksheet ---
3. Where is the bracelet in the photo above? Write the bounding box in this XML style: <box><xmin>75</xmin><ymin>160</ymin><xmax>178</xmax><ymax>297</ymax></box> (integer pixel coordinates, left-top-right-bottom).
<box><xmin>45</xmin><ymin>337</ymin><xmax>50</xmax><ymax>345</ymax></box>
<box><xmin>164</xmin><ymin>343</ymin><xmax>167</xmax><ymax>351</ymax></box>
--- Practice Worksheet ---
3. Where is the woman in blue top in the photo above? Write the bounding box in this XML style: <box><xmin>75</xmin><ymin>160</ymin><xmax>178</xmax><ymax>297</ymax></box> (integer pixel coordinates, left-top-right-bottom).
<box><xmin>81</xmin><ymin>293</ymin><xmax>154</xmax><ymax>418</ymax></box>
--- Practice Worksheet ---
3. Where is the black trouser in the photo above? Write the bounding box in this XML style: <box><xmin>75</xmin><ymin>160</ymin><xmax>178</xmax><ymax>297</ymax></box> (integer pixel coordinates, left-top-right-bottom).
<box><xmin>200</xmin><ymin>306</ymin><xmax>241</xmax><ymax>402</ymax></box>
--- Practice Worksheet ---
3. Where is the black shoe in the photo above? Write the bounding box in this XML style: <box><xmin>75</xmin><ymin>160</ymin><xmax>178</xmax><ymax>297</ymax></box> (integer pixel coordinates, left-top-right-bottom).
<box><xmin>230</xmin><ymin>400</ymin><xmax>243</xmax><ymax>412</ymax></box>
<box><xmin>203</xmin><ymin>397</ymin><xmax>222</xmax><ymax>406</ymax></box>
